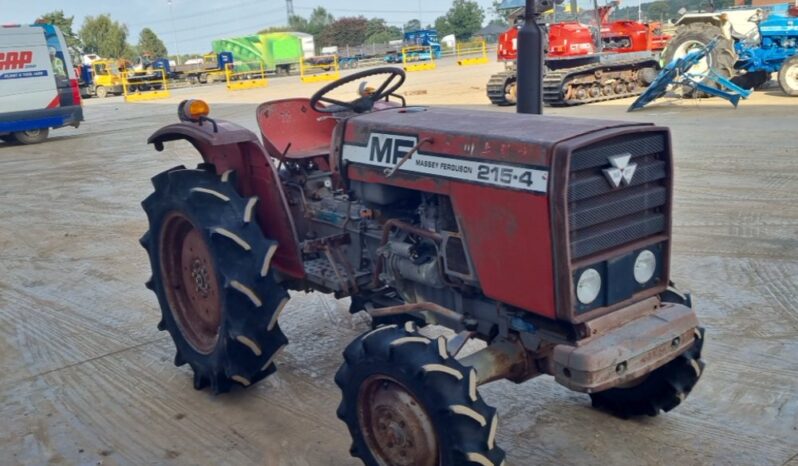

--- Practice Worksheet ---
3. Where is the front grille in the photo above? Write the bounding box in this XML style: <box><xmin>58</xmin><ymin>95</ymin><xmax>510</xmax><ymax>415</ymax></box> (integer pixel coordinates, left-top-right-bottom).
<box><xmin>568</xmin><ymin>133</ymin><xmax>669</xmax><ymax>260</ymax></box>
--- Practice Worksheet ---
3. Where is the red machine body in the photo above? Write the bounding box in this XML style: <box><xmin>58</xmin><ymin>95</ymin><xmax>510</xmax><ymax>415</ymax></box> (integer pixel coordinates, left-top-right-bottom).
<box><xmin>496</xmin><ymin>8</ymin><xmax>669</xmax><ymax>62</ymax></box>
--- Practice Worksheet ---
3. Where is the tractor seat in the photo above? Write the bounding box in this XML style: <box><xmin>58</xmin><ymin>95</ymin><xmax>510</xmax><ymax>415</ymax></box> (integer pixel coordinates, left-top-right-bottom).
<box><xmin>256</xmin><ymin>98</ymin><xmax>337</xmax><ymax>160</ymax></box>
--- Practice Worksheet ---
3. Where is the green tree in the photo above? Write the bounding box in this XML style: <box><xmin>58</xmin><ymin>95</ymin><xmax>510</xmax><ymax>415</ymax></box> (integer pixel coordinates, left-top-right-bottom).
<box><xmin>35</xmin><ymin>10</ymin><xmax>81</xmax><ymax>62</ymax></box>
<box><xmin>646</xmin><ymin>1</ymin><xmax>670</xmax><ymax>21</ymax></box>
<box><xmin>434</xmin><ymin>16</ymin><xmax>454</xmax><ymax>38</ymax></box>
<box><xmin>288</xmin><ymin>14</ymin><xmax>309</xmax><ymax>31</ymax></box>
<box><xmin>319</xmin><ymin>16</ymin><xmax>369</xmax><ymax>47</ymax></box>
<box><xmin>137</xmin><ymin>28</ymin><xmax>167</xmax><ymax>58</ymax></box>
<box><xmin>364</xmin><ymin>18</ymin><xmax>402</xmax><ymax>44</ymax></box>
<box><xmin>442</xmin><ymin>0</ymin><xmax>485</xmax><ymax>40</ymax></box>
<box><xmin>404</xmin><ymin>19</ymin><xmax>422</xmax><ymax>32</ymax></box>
<box><xmin>366</xmin><ymin>18</ymin><xmax>388</xmax><ymax>38</ymax></box>
<box><xmin>308</xmin><ymin>7</ymin><xmax>335</xmax><ymax>36</ymax></box>
<box><xmin>79</xmin><ymin>14</ymin><xmax>131</xmax><ymax>58</ymax></box>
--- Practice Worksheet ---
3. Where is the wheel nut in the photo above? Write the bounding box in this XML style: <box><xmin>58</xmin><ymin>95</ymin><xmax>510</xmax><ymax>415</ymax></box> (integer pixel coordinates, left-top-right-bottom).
<box><xmin>616</xmin><ymin>361</ymin><xmax>627</xmax><ymax>374</ymax></box>
<box><xmin>672</xmin><ymin>336</ymin><xmax>681</xmax><ymax>348</ymax></box>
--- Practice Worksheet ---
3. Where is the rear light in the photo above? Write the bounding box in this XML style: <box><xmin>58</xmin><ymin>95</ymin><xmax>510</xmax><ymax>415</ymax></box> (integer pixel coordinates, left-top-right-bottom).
<box><xmin>69</xmin><ymin>78</ymin><xmax>81</xmax><ymax>106</ymax></box>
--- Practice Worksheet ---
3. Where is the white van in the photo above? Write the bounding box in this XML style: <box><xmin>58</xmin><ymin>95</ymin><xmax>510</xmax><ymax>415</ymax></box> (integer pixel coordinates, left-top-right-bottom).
<box><xmin>0</xmin><ymin>24</ymin><xmax>83</xmax><ymax>144</ymax></box>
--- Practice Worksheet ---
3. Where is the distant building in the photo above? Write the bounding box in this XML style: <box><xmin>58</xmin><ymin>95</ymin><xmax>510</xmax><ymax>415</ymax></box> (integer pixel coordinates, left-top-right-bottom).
<box><xmin>476</xmin><ymin>24</ymin><xmax>509</xmax><ymax>43</ymax></box>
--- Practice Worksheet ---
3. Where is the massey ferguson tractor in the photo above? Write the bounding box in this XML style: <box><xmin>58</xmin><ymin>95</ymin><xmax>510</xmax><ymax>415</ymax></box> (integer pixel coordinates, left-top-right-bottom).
<box><xmin>140</xmin><ymin>0</ymin><xmax>705</xmax><ymax>464</ymax></box>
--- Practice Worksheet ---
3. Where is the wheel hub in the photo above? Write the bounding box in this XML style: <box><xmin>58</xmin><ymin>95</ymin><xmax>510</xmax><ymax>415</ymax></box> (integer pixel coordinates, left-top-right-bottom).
<box><xmin>358</xmin><ymin>376</ymin><xmax>438</xmax><ymax>466</ymax></box>
<box><xmin>160</xmin><ymin>212</ymin><xmax>222</xmax><ymax>354</ymax></box>
<box><xmin>191</xmin><ymin>258</ymin><xmax>211</xmax><ymax>298</ymax></box>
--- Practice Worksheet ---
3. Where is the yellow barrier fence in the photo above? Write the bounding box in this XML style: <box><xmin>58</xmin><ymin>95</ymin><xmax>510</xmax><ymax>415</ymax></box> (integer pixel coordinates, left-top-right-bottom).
<box><xmin>402</xmin><ymin>46</ymin><xmax>436</xmax><ymax>72</ymax></box>
<box><xmin>225</xmin><ymin>62</ymin><xmax>268</xmax><ymax>91</ymax></box>
<box><xmin>300</xmin><ymin>55</ymin><xmax>340</xmax><ymax>83</ymax></box>
<box><xmin>122</xmin><ymin>69</ymin><xmax>169</xmax><ymax>102</ymax></box>
<box><xmin>457</xmin><ymin>39</ymin><xmax>489</xmax><ymax>66</ymax></box>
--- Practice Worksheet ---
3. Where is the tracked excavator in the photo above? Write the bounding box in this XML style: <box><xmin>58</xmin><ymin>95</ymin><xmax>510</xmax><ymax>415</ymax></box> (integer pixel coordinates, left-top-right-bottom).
<box><xmin>487</xmin><ymin>0</ymin><xmax>670</xmax><ymax>106</ymax></box>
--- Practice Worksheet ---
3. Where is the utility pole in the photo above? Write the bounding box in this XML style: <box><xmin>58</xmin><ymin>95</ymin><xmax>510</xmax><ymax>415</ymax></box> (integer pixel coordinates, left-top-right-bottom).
<box><xmin>167</xmin><ymin>0</ymin><xmax>180</xmax><ymax>65</ymax></box>
<box><xmin>286</xmin><ymin>0</ymin><xmax>295</xmax><ymax>24</ymax></box>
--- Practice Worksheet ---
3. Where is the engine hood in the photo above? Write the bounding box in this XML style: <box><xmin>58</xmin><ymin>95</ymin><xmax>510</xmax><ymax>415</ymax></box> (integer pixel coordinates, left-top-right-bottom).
<box><xmin>342</xmin><ymin>106</ymin><xmax>649</xmax><ymax>168</ymax></box>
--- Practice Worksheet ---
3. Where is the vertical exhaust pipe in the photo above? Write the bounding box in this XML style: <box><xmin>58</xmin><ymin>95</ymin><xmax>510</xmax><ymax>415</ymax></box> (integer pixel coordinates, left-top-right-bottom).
<box><xmin>516</xmin><ymin>0</ymin><xmax>546</xmax><ymax>114</ymax></box>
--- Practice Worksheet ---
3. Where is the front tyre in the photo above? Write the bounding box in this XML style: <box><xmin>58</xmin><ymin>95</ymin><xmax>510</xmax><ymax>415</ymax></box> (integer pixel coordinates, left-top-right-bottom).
<box><xmin>778</xmin><ymin>55</ymin><xmax>798</xmax><ymax>96</ymax></box>
<box><xmin>589</xmin><ymin>328</ymin><xmax>705</xmax><ymax>418</ymax></box>
<box><xmin>335</xmin><ymin>323</ymin><xmax>505</xmax><ymax>466</ymax></box>
<box><xmin>140</xmin><ymin>165</ymin><xmax>289</xmax><ymax>394</ymax></box>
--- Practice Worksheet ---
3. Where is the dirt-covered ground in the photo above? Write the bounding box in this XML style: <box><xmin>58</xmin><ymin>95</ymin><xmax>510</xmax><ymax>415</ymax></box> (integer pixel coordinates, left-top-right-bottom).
<box><xmin>1</xmin><ymin>57</ymin><xmax>796</xmax><ymax>465</ymax></box>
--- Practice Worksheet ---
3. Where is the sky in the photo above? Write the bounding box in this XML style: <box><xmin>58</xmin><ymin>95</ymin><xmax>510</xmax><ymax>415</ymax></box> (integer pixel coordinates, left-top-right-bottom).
<box><xmin>4</xmin><ymin>0</ymin><xmax>502</xmax><ymax>55</ymax></box>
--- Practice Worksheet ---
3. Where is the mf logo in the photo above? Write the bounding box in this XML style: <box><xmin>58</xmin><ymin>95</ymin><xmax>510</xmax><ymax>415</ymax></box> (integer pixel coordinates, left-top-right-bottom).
<box><xmin>0</xmin><ymin>51</ymin><xmax>33</xmax><ymax>70</ymax></box>
<box><xmin>603</xmin><ymin>153</ymin><xmax>637</xmax><ymax>188</ymax></box>
<box><xmin>367</xmin><ymin>133</ymin><xmax>418</xmax><ymax>166</ymax></box>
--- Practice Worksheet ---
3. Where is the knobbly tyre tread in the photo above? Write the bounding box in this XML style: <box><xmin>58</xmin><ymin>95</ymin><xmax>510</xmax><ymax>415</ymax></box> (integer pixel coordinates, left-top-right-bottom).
<box><xmin>543</xmin><ymin>57</ymin><xmax>659</xmax><ymax>107</ymax></box>
<box><xmin>589</xmin><ymin>328</ymin><xmax>705</xmax><ymax>419</ymax></box>
<box><xmin>486</xmin><ymin>70</ymin><xmax>517</xmax><ymax>106</ymax></box>
<box><xmin>140</xmin><ymin>164</ymin><xmax>289</xmax><ymax>394</ymax></box>
<box><xmin>335</xmin><ymin>323</ymin><xmax>505</xmax><ymax>466</ymax></box>
<box><xmin>661</xmin><ymin>22</ymin><xmax>737</xmax><ymax>98</ymax></box>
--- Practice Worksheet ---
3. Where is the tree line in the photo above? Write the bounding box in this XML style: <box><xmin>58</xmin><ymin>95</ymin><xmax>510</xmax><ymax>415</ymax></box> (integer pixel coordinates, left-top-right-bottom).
<box><xmin>36</xmin><ymin>10</ymin><xmax>167</xmax><ymax>63</ymax></box>
<box><xmin>37</xmin><ymin>0</ymin><xmax>489</xmax><ymax>64</ymax></box>
<box><xmin>613</xmin><ymin>0</ymin><xmax>736</xmax><ymax>21</ymax></box>
<box><xmin>261</xmin><ymin>0</ymin><xmax>489</xmax><ymax>48</ymax></box>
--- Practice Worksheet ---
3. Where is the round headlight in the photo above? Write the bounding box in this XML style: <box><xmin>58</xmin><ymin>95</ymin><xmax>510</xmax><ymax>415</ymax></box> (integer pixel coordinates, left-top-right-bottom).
<box><xmin>634</xmin><ymin>250</ymin><xmax>657</xmax><ymax>284</ymax></box>
<box><xmin>576</xmin><ymin>268</ymin><xmax>602</xmax><ymax>304</ymax></box>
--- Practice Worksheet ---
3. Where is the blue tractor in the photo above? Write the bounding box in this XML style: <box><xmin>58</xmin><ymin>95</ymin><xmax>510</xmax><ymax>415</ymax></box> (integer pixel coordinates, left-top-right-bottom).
<box><xmin>734</xmin><ymin>3</ymin><xmax>798</xmax><ymax>95</ymax></box>
<box><xmin>663</xmin><ymin>3</ymin><xmax>798</xmax><ymax>96</ymax></box>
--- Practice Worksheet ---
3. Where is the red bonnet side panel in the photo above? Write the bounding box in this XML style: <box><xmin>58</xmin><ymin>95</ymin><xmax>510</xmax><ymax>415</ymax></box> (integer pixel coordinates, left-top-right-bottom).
<box><xmin>449</xmin><ymin>184</ymin><xmax>556</xmax><ymax>319</ymax></box>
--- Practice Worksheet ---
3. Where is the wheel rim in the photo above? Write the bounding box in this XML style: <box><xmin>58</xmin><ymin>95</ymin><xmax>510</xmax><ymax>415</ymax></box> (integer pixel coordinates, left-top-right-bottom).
<box><xmin>159</xmin><ymin>212</ymin><xmax>222</xmax><ymax>354</ymax></box>
<box><xmin>785</xmin><ymin>63</ymin><xmax>798</xmax><ymax>91</ymax></box>
<box><xmin>505</xmin><ymin>81</ymin><xmax>517</xmax><ymax>104</ymax></box>
<box><xmin>673</xmin><ymin>40</ymin><xmax>711</xmax><ymax>76</ymax></box>
<box><xmin>23</xmin><ymin>129</ymin><xmax>41</xmax><ymax>137</ymax></box>
<box><xmin>357</xmin><ymin>375</ymin><xmax>439</xmax><ymax>466</ymax></box>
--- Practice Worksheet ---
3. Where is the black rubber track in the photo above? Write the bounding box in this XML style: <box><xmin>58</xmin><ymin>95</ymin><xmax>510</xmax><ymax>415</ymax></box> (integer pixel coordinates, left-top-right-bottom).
<box><xmin>140</xmin><ymin>165</ymin><xmax>289</xmax><ymax>394</ymax></box>
<box><xmin>589</xmin><ymin>327</ymin><xmax>706</xmax><ymax>419</ymax></box>
<box><xmin>542</xmin><ymin>57</ymin><xmax>659</xmax><ymax>107</ymax></box>
<box><xmin>486</xmin><ymin>70</ymin><xmax>517</xmax><ymax>106</ymax></box>
<box><xmin>661</xmin><ymin>23</ymin><xmax>737</xmax><ymax>98</ymax></box>
<box><xmin>335</xmin><ymin>323</ymin><xmax>505</xmax><ymax>466</ymax></box>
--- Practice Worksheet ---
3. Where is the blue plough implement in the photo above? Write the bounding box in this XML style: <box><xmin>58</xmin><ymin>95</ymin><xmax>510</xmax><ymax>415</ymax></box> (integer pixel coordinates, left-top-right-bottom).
<box><xmin>628</xmin><ymin>38</ymin><xmax>752</xmax><ymax>112</ymax></box>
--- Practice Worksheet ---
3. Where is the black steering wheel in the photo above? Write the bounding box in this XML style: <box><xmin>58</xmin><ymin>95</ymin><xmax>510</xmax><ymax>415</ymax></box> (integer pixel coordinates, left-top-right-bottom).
<box><xmin>309</xmin><ymin>67</ymin><xmax>406</xmax><ymax>114</ymax></box>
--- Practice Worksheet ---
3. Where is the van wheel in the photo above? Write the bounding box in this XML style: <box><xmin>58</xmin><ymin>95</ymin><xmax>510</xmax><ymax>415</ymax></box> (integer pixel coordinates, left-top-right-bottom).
<box><xmin>13</xmin><ymin>128</ymin><xmax>49</xmax><ymax>144</ymax></box>
<box><xmin>96</xmin><ymin>86</ymin><xmax>108</xmax><ymax>98</ymax></box>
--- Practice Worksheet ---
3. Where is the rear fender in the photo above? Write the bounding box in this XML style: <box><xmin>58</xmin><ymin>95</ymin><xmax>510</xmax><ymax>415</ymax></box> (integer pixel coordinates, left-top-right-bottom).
<box><xmin>148</xmin><ymin>120</ymin><xmax>305</xmax><ymax>280</ymax></box>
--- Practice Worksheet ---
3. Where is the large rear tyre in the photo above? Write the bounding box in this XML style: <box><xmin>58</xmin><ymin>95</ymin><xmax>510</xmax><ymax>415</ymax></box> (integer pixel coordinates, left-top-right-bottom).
<box><xmin>13</xmin><ymin>128</ymin><xmax>49</xmax><ymax>144</ymax></box>
<box><xmin>335</xmin><ymin>323</ymin><xmax>505</xmax><ymax>466</ymax></box>
<box><xmin>589</xmin><ymin>328</ymin><xmax>705</xmax><ymax>418</ymax></box>
<box><xmin>661</xmin><ymin>23</ymin><xmax>736</xmax><ymax>98</ymax></box>
<box><xmin>141</xmin><ymin>165</ymin><xmax>289</xmax><ymax>394</ymax></box>
<box><xmin>778</xmin><ymin>55</ymin><xmax>798</xmax><ymax>96</ymax></box>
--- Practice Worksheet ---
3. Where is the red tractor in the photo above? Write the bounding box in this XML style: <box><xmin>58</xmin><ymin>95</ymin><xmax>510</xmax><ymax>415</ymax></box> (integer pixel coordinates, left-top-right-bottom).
<box><xmin>141</xmin><ymin>6</ymin><xmax>705</xmax><ymax>463</ymax></box>
<box><xmin>488</xmin><ymin>1</ymin><xmax>671</xmax><ymax>106</ymax></box>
